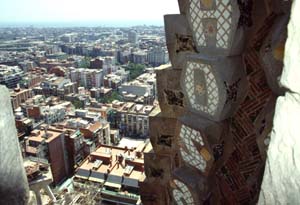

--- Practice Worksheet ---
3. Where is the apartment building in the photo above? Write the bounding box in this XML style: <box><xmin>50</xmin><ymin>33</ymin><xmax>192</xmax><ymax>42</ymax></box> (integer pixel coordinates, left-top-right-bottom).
<box><xmin>10</xmin><ymin>88</ymin><xmax>33</xmax><ymax>110</ymax></box>
<box><xmin>0</xmin><ymin>65</ymin><xmax>24</xmax><ymax>88</ymax></box>
<box><xmin>25</xmin><ymin>128</ymin><xmax>70</xmax><ymax>185</ymax></box>
<box><xmin>69</xmin><ymin>68</ymin><xmax>103</xmax><ymax>89</ymax></box>
<box><xmin>109</xmin><ymin>101</ymin><xmax>155</xmax><ymax>138</ymax></box>
<box><xmin>74</xmin><ymin>141</ymin><xmax>152</xmax><ymax>205</ymax></box>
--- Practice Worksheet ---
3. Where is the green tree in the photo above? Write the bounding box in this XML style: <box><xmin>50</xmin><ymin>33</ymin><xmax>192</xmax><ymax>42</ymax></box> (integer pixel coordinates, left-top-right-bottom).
<box><xmin>100</xmin><ymin>91</ymin><xmax>123</xmax><ymax>103</ymax></box>
<box><xmin>123</xmin><ymin>63</ymin><xmax>146</xmax><ymax>80</ymax></box>
<box><xmin>72</xmin><ymin>100</ymin><xmax>84</xmax><ymax>109</ymax></box>
<box><xmin>79</xmin><ymin>57</ymin><xmax>91</xmax><ymax>68</ymax></box>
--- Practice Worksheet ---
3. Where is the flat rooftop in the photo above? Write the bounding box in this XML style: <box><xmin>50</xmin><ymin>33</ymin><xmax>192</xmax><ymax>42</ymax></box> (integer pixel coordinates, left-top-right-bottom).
<box><xmin>28</xmin><ymin>128</ymin><xmax>63</xmax><ymax>144</ymax></box>
<box><xmin>75</xmin><ymin>142</ymin><xmax>152</xmax><ymax>188</ymax></box>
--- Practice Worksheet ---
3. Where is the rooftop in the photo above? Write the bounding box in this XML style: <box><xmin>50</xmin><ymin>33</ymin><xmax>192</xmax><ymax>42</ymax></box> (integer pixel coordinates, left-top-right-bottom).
<box><xmin>28</xmin><ymin>128</ymin><xmax>63</xmax><ymax>144</ymax></box>
<box><xmin>75</xmin><ymin>142</ymin><xmax>152</xmax><ymax>188</ymax></box>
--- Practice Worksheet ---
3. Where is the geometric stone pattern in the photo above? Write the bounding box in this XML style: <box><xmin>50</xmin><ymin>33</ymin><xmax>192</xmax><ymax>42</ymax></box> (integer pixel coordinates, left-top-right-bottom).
<box><xmin>214</xmin><ymin>10</ymin><xmax>288</xmax><ymax>201</ymax></box>
<box><xmin>142</xmin><ymin>0</ymin><xmax>290</xmax><ymax>204</ymax></box>
<box><xmin>172</xmin><ymin>179</ymin><xmax>194</xmax><ymax>205</ymax></box>
<box><xmin>180</xmin><ymin>0</ymin><xmax>245</xmax><ymax>56</ymax></box>
<box><xmin>184</xmin><ymin>61</ymin><xmax>219</xmax><ymax>116</ymax></box>
<box><xmin>215</xmin><ymin>50</ymin><xmax>274</xmax><ymax>205</ymax></box>
<box><xmin>181</xmin><ymin>54</ymin><xmax>247</xmax><ymax>121</ymax></box>
<box><xmin>176</xmin><ymin>113</ymin><xmax>231</xmax><ymax>176</ymax></box>
<box><xmin>171</xmin><ymin>166</ymin><xmax>211</xmax><ymax>204</ymax></box>
<box><xmin>189</xmin><ymin>0</ymin><xmax>233</xmax><ymax>49</ymax></box>
<box><xmin>179</xmin><ymin>124</ymin><xmax>207</xmax><ymax>172</ymax></box>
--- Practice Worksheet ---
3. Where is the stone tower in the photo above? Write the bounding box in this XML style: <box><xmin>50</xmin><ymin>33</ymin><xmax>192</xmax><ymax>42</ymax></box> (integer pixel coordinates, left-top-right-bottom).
<box><xmin>141</xmin><ymin>0</ymin><xmax>292</xmax><ymax>204</ymax></box>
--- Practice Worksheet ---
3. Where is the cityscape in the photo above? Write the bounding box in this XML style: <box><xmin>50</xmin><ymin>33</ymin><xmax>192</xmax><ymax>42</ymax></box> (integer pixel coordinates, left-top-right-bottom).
<box><xmin>0</xmin><ymin>24</ymin><xmax>169</xmax><ymax>204</ymax></box>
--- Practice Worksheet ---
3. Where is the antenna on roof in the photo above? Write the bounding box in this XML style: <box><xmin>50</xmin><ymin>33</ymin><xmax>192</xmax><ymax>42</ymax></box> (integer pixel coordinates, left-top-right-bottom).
<box><xmin>44</xmin><ymin>123</ymin><xmax>50</xmax><ymax>138</ymax></box>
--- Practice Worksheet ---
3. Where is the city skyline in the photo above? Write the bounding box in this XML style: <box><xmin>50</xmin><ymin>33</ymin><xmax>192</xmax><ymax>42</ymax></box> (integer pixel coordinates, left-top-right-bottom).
<box><xmin>0</xmin><ymin>0</ymin><xmax>180</xmax><ymax>27</ymax></box>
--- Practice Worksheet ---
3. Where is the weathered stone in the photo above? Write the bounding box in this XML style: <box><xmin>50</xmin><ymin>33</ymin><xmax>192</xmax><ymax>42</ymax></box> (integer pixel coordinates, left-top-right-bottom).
<box><xmin>259</xmin><ymin>1</ymin><xmax>300</xmax><ymax>203</ymax></box>
<box><xmin>180</xmin><ymin>54</ymin><xmax>248</xmax><ymax>121</ymax></box>
<box><xmin>156</xmin><ymin>65</ymin><xmax>187</xmax><ymax>118</ymax></box>
<box><xmin>170</xmin><ymin>166</ymin><xmax>211</xmax><ymax>204</ymax></box>
<box><xmin>149</xmin><ymin>113</ymin><xmax>179</xmax><ymax>155</ymax></box>
<box><xmin>178</xmin><ymin>0</ymin><xmax>247</xmax><ymax>56</ymax></box>
<box><xmin>246</xmin><ymin>0</ymin><xmax>278</xmax><ymax>50</ymax></box>
<box><xmin>175</xmin><ymin>113</ymin><xmax>231</xmax><ymax>176</ymax></box>
<box><xmin>258</xmin><ymin>93</ymin><xmax>300</xmax><ymax>204</ymax></box>
<box><xmin>263</xmin><ymin>0</ymin><xmax>287</xmax><ymax>15</ymax></box>
<box><xmin>164</xmin><ymin>14</ymin><xmax>196</xmax><ymax>69</ymax></box>
<box><xmin>255</xmin><ymin>95</ymin><xmax>276</xmax><ymax>160</ymax></box>
<box><xmin>144</xmin><ymin>152</ymin><xmax>174</xmax><ymax>184</ymax></box>
<box><xmin>0</xmin><ymin>86</ymin><xmax>29</xmax><ymax>205</ymax></box>
<box><xmin>140</xmin><ymin>179</ymin><xmax>171</xmax><ymax>205</ymax></box>
<box><xmin>273</xmin><ymin>0</ymin><xmax>292</xmax><ymax>14</ymax></box>
<box><xmin>143</xmin><ymin>0</ymin><xmax>291</xmax><ymax>204</ymax></box>
<box><xmin>259</xmin><ymin>15</ymin><xmax>289</xmax><ymax>95</ymax></box>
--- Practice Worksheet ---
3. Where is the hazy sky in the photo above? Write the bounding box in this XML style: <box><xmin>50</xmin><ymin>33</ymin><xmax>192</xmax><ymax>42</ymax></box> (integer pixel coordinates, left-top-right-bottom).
<box><xmin>0</xmin><ymin>0</ymin><xmax>180</xmax><ymax>26</ymax></box>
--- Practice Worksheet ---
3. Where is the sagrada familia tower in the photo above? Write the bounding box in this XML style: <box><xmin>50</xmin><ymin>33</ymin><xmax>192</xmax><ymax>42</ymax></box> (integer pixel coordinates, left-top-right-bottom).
<box><xmin>141</xmin><ymin>0</ymin><xmax>292</xmax><ymax>204</ymax></box>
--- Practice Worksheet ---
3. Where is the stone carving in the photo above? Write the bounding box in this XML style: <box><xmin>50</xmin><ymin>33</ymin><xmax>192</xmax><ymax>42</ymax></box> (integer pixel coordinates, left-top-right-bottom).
<box><xmin>156</xmin><ymin>66</ymin><xmax>186</xmax><ymax>118</ymax></box>
<box><xmin>144</xmin><ymin>152</ymin><xmax>173</xmax><ymax>183</ymax></box>
<box><xmin>164</xmin><ymin>90</ymin><xmax>184</xmax><ymax>107</ymax></box>
<box><xmin>149</xmin><ymin>114</ymin><xmax>178</xmax><ymax>154</ymax></box>
<box><xmin>165</xmin><ymin>14</ymin><xmax>196</xmax><ymax>69</ymax></box>
<box><xmin>237</xmin><ymin>0</ymin><xmax>253</xmax><ymax>27</ymax></box>
<box><xmin>175</xmin><ymin>114</ymin><xmax>232</xmax><ymax>176</ymax></box>
<box><xmin>171</xmin><ymin>167</ymin><xmax>210</xmax><ymax>204</ymax></box>
<box><xmin>224</xmin><ymin>78</ymin><xmax>241</xmax><ymax>104</ymax></box>
<box><xmin>181</xmin><ymin>54</ymin><xmax>247</xmax><ymax>121</ymax></box>
<box><xmin>212</xmin><ymin>141</ymin><xmax>224</xmax><ymax>160</ymax></box>
<box><xmin>142</xmin><ymin>0</ymin><xmax>291</xmax><ymax>204</ymax></box>
<box><xmin>178</xmin><ymin>0</ymin><xmax>246</xmax><ymax>56</ymax></box>
<box><xmin>140</xmin><ymin>180</ymin><xmax>171</xmax><ymax>205</ymax></box>
<box><xmin>175</xmin><ymin>34</ymin><xmax>196</xmax><ymax>53</ymax></box>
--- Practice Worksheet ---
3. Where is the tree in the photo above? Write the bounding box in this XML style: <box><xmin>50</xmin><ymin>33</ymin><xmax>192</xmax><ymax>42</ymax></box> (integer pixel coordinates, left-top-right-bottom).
<box><xmin>79</xmin><ymin>57</ymin><xmax>91</xmax><ymax>68</ymax></box>
<box><xmin>99</xmin><ymin>91</ymin><xmax>123</xmax><ymax>103</ymax></box>
<box><xmin>123</xmin><ymin>63</ymin><xmax>146</xmax><ymax>80</ymax></box>
<box><xmin>72</xmin><ymin>100</ymin><xmax>84</xmax><ymax>109</ymax></box>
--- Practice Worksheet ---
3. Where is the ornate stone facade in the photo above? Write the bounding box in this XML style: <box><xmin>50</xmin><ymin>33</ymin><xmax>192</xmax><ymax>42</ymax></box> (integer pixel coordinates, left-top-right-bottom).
<box><xmin>142</xmin><ymin>0</ymin><xmax>292</xmax><ymax>204</ymax></box>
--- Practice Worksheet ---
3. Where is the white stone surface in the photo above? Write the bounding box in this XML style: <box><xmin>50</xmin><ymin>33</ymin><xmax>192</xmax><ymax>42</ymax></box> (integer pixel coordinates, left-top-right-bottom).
<box><xmin>0</xmin><ymin>86</ymin><xmax>29</xmax><ymax>204</ymax></box>
<box><xmin>258</xmin><ymin>93</ymin><xmax>300</xmax><ymax>204</ymax></box>
<box><xmin>259</xmin><ymin>1</ymin><xmax>300</xmax><ymax>204</ymax></box>
<box><xmin>280</xmin><ymin>0</ymin><xmax>300</xmax><ymax>93</ymax></box>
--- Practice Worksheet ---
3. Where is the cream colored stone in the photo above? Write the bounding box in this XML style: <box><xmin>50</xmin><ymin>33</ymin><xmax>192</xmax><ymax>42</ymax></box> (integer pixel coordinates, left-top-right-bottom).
<box><xmin>259</xmin><ymin>1</ymin><xmax>300</xmax><ymax>203</ymax></box>
<box><xmin>280</xmin><ymin>0</ymin><xmax>300</xmax><ymax>94</ymax></box>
